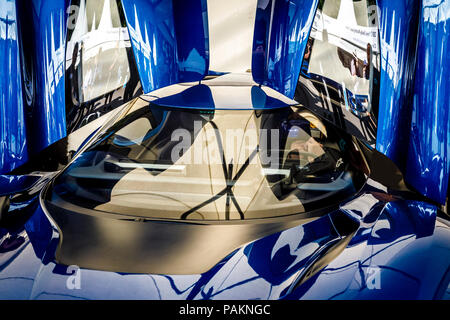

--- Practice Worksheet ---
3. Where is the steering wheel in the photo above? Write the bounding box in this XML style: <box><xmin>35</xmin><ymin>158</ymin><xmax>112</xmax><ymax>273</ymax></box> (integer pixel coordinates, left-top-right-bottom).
<box><xmin>291</xmin><ymin>154</ymin><xmax>339</xmax><ymax>183</ymax></box>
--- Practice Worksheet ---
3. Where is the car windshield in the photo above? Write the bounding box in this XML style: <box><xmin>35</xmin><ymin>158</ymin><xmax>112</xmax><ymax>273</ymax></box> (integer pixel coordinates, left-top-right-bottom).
<box><xmin>45</xmin><ymin>99</ymin><xmax>366</xmax><ymax>221</ymax></box>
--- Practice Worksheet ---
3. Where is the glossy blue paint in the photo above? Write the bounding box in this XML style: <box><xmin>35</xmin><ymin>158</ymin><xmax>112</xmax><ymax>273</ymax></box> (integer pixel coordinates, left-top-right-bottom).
<box><xmin>288</xmin><ymin>200</ymin><xmax>450</xmax><ymax>299</ymax></box>
<box><xmin>0</xmin><ymin>1</ymin><xmax>449</xmax><ymax>300</ymax></box>
<box><xmin>121</xmin><ymin>0</ymin><xmax>209</xmax><ymax>94</ymax></box>
<box><xmin>251</xmin><ymin>0</ymin><xmax>318</xmax><ymax>99</ymax></box>
<box><xmin>1</xmin><ymin>176</ymin><xmax>448</xmax><ymax>300</ymax></box>
<box><xmin>23</xmin><ymin>0</ymin><xmax>69</xmax><ymax>154</ymax></box>
<box><xmin>0</xmin><ymin>0</ymin><xmax>28</xmax><ymax>174</ymax></box>
<box><xmin>375</xmin><ymin>0</ymin><xmax>420</xmax><ymax>172</ymax></box>
<box><xmin>405</xmin><ymin>0</ymin><xmax>450</xmax><ymax>205</ymax></box>
<box><xmin>0</xmin><ymin>175</ymin><xmax>40</xmax><ymax>196</ymax></box>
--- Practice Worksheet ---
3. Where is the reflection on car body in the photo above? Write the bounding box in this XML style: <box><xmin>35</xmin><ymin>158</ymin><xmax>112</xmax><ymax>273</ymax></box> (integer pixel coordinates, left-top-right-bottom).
<box><xmin>296</xmin><ymin>0</ymin><xmax>380</xmax><ymax>145</ymax></box>
<box><xmin>65</xmin><ymin>0</ymin><xmax>142</xmax><ymax>133</ymax></box>
<box><xmin>0</xmin><ymin>0</ymin><xmax>448</xmax><ymax>301</ymax></box>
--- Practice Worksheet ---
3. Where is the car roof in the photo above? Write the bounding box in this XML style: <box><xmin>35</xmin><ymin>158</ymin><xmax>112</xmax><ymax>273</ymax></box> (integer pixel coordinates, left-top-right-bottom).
<box><xmin>141</xmin><ymin>73</ymin><xmax>299</xmax><ymax>110</ymax></box>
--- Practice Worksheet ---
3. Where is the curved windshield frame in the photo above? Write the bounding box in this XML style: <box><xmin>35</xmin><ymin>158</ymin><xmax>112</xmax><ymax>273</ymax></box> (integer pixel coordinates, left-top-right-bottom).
<box><xmin>45</xmin><ymin>100</ymin><xmax>367</xmax><ymax>221</ymax></box>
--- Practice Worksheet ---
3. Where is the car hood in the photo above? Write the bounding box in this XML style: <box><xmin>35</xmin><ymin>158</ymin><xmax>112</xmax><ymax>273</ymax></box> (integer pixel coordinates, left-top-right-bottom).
<box><xmin>0</xmin><ymin>177</ymin><xmax>448</xmax><ymax>300</ymax></box>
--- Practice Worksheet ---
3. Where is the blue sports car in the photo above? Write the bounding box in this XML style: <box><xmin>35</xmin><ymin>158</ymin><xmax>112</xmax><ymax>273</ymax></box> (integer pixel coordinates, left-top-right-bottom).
<box><xmin>0</xmin><ymin>0</ymin><xmax>449</xmax><ymax>300</ymax></box>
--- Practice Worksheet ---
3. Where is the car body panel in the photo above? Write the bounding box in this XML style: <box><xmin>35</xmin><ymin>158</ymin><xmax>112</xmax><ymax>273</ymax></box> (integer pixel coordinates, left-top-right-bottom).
<box><xmin>405</xmin><ymin>0</ymin><xmax>450</xmax><ymax>205</ymax></box>
<box><xmin>288</xmin><ymin>200</ymin><xmax>450</xmax><ymax>300</ymax></box>
<box><xmin>24</xmin><ymin>0</ymin><xmax>69</xmax><ymax>154</ymax></box>
<box><xmin>0</xmin><ymin>177</ymin><xmax>448</xmax><ymax>299</ymax></box>
<box><xmin>251</xmin><ymin>0</ymin><xmax>319</xmax><ymax>99</ymax></box>
<box><xmin>0</xmin><ymin>0</ymin><xmax>449</xmax><ymax>300</ymax></box>
<box><xmin>0</xmin><ymin>0</ymin><xmax>28</xmax><ymax>174</ymax></box>
<box><xmin>375</xmin><ymin>0</ymin><xmax>420</xmax><ymax>171</ymax></box>
<box><xmin>121</xmin><ymin>0</ymin><xmax>210</xmax><ymax>94</ymax></box>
